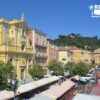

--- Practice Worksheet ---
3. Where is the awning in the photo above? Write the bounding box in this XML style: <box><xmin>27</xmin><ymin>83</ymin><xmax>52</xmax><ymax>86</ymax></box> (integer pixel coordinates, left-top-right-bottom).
<box><xmin>31</xmin><ymin>79</ymin><xmax>75</xmax><ymax>100</ymax></box>
<box><xmin>29</xmin><ymin>93</ymin><xmax>51</xmax><ymax>100</ymax></box>
<box><xmin>17</xmin><ymin>76</ymin><xmax>60</xmax><ymax>94</ymax></box>
<box><xmin>0</xmin><ymin>90</ymin><xmax>14</xmax><ymax>100</ymax></box>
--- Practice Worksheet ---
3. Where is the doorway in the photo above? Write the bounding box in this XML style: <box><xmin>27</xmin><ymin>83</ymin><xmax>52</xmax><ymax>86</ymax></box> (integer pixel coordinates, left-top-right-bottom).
<box><xmin>20</xmin><ymin>67</ymin><xmax>25</xmax><ymax>80</ymax></box>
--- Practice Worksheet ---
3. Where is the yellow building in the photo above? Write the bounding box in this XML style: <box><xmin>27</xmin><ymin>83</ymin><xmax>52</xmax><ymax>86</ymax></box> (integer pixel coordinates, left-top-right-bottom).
<box><xmin>81</xmin><ymin>50</ymin><xmax>92</xmax><ymax>64</ymax></box>
<box><xmin>68</xmin><ymin>46</ymin><xmax>92</xmax><ymax>64</ymax></box>
<box><xmin>0</xmin><ymin>18</ymin><xmax>33</xmax><ymax>80</ymax></box>
<box><xmin>58</xmin><ymin>47</ymin><xmax>73</xmax><ymax>65</ymax></box>
<box><xmin>93</xmin><ymin>48</ymin><xmax>100</xmax><ymax>64</ymax></box>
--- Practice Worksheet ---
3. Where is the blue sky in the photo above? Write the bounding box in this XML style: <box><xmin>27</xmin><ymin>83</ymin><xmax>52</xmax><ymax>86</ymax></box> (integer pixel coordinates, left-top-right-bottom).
<box><xmin>0</xmin><ymin>0</ymin><xmax>100</xmax><ymax>39</ymax></box>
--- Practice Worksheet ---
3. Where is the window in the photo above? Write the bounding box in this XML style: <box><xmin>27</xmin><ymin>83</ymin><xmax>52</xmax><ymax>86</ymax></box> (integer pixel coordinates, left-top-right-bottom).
<box><xmin>29</xmin><ymin>39</ymin><xmax>32</xmax><ymax>46</ymax></box>
<box><xmin>36</xmin><ymin>48</ymin><xmax>38</xmax><ymax>53</ymax></box>
<box><xmin>29</xmin><ymin>65</ymin><xmax>32</xmax><ymax>71</ymax></box>
<box><xmin>85</xmin><ymin>59</ymin><xmax>88</xmax><ymax>62</ymax></box>
<box><xmin>68</xmin><ymin>53</ymin><xmax>71</xmax><ymax>57</ymax></box>
<box><xmin>3</xmin><ymin>26</ymin><xmax>9</xmax><ymax>34</ymax></box>
<box><xmin>81</xmin><ymin>52</ymin><xmax>84</xmax><ymax>54</ymax></box>
<box><xmin>22</xmin><ymin>29</ymin><xmax>26</xmax><ymax>38</ymax></box>
<box><xmin>9</xmin><ymin>58</ymin><xmax>12</xmax><ymax>62</ymax></box>
<box><xmin>36</xmin><ymin>39</ymin><xmax>38</xmax><ymax>44</ymax></box>
<box><xmin>36</xmin><ymin>59</ymin><xmax>38</xmax><ymax>64</ymax></box>
<box><xmin>62</xmin><ymin>58</ymin><xmax>66</xmax><ymax>61</ymax></box>
<box><xmin>11</xmin><ymin>30</ymin><xmax>13</xmax><ymax>34</ymax></box>
<box><xmin>21</xmin><ymin>41</ymin><xmax>26</xmax><ymax>51</ymax></box>
<box><xmin>8</xmin><ymin>57</ymin><xmax>13</xmax><ymax>62</ymax></box>
<box><xmin>20</xmin><ymin>68</ymin><xmax>25</xmax><ymax>80</ymax></box>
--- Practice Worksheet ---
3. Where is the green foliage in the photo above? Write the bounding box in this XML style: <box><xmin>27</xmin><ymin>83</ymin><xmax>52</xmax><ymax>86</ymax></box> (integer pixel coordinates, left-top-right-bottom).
<box><xmin>48</xmin><ymin>60</ymin><xmax>64</xmax><ymax>76</ymax></box>
<box><xmin>72</xmin><ymin>62</ymin><xmax>89</xmax><ymax>76</ymax></box>
<box><xmin>0</xmin><ymin>61</ymin><xmax>15</xmax><ymax>90</ymax></box>
<box><xmin>54</xmin><ymin>33</ymin><xmax>100</xmax><ymax>51</ymax></box>
<box><xmin>29</xmin><ymin>64</ymin><xmax>45</xmax><ymax>80</ymax></box>
<box><xmin>64</xmin><ymin>62</ymin><xmax>89</xmax><ymax>76</ymax></box>
<box><xmin>64</xmin><ymin>62</ymin><xmax>75</xmax><ymax>75</ymax></box>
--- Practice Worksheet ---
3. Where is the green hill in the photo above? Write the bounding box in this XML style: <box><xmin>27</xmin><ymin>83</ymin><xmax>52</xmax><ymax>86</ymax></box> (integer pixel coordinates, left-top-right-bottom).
<box><xmin>54</xmin><ymin>33</ymin><xmax>100</xmax><ymax>51</ymax></box>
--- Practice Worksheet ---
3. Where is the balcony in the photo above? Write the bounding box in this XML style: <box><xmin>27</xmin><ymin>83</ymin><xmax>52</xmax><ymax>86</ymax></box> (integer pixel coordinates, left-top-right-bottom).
<box><xmin>35</xmin><ymin>53</ymin><xmax>39</xmax><ymax>57</ymax></box>
<box><xmin>0</xmin><ymin>45</ymin><xmax>33</xmax><ymax>54</ymax></box>
<box><xmin>35</xmin><ymin>42</ymin><xmax>47</xmax><ymax>47</ymax></box>
<box><xmin>35</xmin><ymin>52</ymin><xmax>47</xmax><ymax>58</ymax></box>
<box><xmin>26</xmin><ymin>48</ymin><xmax>33</xmax><ymax>54</ymax></box>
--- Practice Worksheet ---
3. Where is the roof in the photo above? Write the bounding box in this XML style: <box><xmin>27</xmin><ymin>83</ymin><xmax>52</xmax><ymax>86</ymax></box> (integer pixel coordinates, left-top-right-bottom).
<box><xmin>31</xmin><ymin>79</ymin><xmax>75</xmax><ymax>100</ymax></box>
<box><xmin>58</xmin><ymin>46</ymin><xmax>67</xmax><ymax>51</ymax></box>
<box><xmin>32</xmin><ymin>28</ymin><xmax>47</xmax><ymax>36</ymax></box>
<box><xmin>43</xmin><ymin>80</ymin><xmax>75</xmax><ymax>99</ymax></box>
<box><xmin>73</xmin><ymin>94</ymin><xmax>100</xmax><ymax>100</ymax></box>
<box><xmin>0</xmin><ymin>90</ymin><xmax>14</xmax><ymax>100</ymax></box>
<box><xmin>94</xmin><ymin>48</ymin><xmax>100</xmax><ymax>53</ymax></box>
<box><xmin>58</xmin><ymin>47</ymin><xmax>72</xmax><ymax>52</ymax></box>
<box><xmin>66</xmin><ymin>46</ymin><xmax>80</xmax><ymax>50</ymax></box>
<box><xmin>17</xmin><ymin>76</ymin><xmax>60</xmax><ymax>94</ymax></box>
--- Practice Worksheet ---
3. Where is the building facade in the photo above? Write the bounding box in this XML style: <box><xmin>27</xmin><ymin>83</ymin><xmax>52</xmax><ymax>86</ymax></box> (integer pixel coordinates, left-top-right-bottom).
<box><xmin>80</xmin><ymin>50</ymin><xmax>92</xmax><ymax>64</ymax></box>
<box><xmin>47</xmin><ymin>39</ymin><xmax>58</xmax><ymax>64</ymax></box>
<box><xmin>0</xmin><ymin>18</ymin><xmax>33</xmax><ymax>80</ymax></box>
<box><xmin>58</xmin><ymin>47</ymin><xmax>73</xmax><ymax>65</ymax></box>
<box><xmin>67</xmin><ymin>46</ymin><xmax>92</xmax><ymax>64</ymax></box>
<box><xmin>93</xmin><ymin>48</ymin><xmax>100</xmax><ymax>64</ymax></box>
<box><xmin>29</xmin><ymin>28</ymin><xmax>47</xmax><ymax>66</ymax></box>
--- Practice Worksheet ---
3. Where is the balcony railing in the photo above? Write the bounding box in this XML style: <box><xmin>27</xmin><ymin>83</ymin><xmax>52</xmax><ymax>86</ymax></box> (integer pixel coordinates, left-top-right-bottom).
<box><xmin>0</xmin><ymin>45</ymin><xmax>33</xmax><ymax>54</ymax></box>
<box><xmin>35</xmin><ymin>42</ymin><xmax>47</xmax><ymax>47</ymax></box>
<box><xmin>35</xmin><ymin>52</ymin><xmax>47</xmax><ymax>58</ymax></box>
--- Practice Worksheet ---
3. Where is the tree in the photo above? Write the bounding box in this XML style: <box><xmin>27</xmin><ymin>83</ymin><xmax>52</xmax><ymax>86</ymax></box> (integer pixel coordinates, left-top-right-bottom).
<box><xmin>29</xmin><ymin>64</ymin><xmax>45</xmax><ymax>80</ymax></box>
<box><xmin>64</xmin><ymin>62</ymin><xmax>89</xmax><ymax>76</ymax></box>
<box><xmin>64</xmin><ymin>62</ymin><xmax>75</xmax><ymax>76</ymax></box>
<box><xmin>48</xmin><ymin>60</ymin><xmax>64</xmax><ymax>76</ymax></box>
<box><xmin>54</xmin><ymin>33</ymin><xmax>100</xmax><ymax>51</ymax></box>
<box><xmin>0</xmin><ymin>61</ymin><xmax>15</xmax><ymax>90</ymax></box>
<box><xmin>72</xmin><ymin>62</ymin><xmax>89</xmax><ymax>76</ymax></box>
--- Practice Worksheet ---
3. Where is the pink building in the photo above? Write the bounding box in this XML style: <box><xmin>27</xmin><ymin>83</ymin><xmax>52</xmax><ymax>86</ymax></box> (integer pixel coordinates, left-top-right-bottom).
<box><xmin>29</xmin><ymin>28</ymin><xmax>47</xmax><ymax>66</ymax></box>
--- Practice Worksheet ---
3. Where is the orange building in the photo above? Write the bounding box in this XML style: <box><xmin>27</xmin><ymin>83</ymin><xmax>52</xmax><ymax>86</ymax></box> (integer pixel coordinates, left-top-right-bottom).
<box><xmin>47</xmin><ymin>39</ymin><xmax>58</xmax><ymax>64</ymax></box>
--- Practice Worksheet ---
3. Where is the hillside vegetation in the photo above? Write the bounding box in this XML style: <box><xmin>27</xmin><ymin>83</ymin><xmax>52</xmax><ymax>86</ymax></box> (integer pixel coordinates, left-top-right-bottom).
<box><xmin>54</xmin><ymin>33</ymin><xmax>100</xmax><ymax>51</ymax></box>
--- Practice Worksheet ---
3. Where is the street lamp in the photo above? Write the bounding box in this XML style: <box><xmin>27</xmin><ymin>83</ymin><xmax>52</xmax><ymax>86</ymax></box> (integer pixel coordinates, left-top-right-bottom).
<box><xmin>7</xmin><ymin>75</ymin><xmax>18</xmax><ymax>100</ymax></box>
